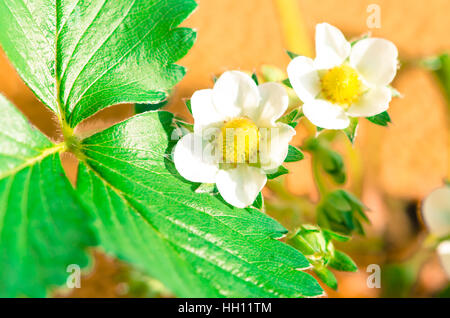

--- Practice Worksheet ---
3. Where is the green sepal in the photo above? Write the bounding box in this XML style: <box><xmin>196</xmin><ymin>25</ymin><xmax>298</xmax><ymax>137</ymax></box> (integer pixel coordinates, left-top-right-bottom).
<box><xmin>252</xmin><ymin>192</ymin><xmax>264</xmax><ymax>210</ymax></box>
<box><xmin>314</xmin><ymin>266</ymin><xmax>338</xmax><ymax>290</ymax></box>
<box><xmin>284</xmin><ymin>145</ymin><xmax>304</xmax><ymax>162</ymax></box>
<box><xmin>267</xmin><ymin>166</ymin><xmax>289</xmax><ymax>179</ymax></box>
<box><xmin>367</xmin><ymin>111</ymin><xmax>391</xmax><ymax>126</ymax></box>
<box><xmin>287</xmin><ymin>50</ymin><xmax>299</xmax><ymax>59</ymax></box>
<box><xmin>282</xmin><ymin>78</ymin><xmax>293</xmax><ymax>88</ymax></box>
<box><xmin>251</xmin><ymin>72</ymin><xmax>259</xmax><ymax>85</ymax></box>
<box><xmin>329</xmin><ymin>250</ymin><xmax>358</xmax><ymax>272</ymax></box>
<box><xmin>344</xmin><ymin>118</ymin><xmax>359</xmax><ymax>144</ymax></box>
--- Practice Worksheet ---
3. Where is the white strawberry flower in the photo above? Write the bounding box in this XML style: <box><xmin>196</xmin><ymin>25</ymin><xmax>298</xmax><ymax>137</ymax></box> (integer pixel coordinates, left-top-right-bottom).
<box><xmin>287</xmin><ymin>23</ymin><xmax>398</xmax><ymax>129</ymax></box>
<box><xmin>422</xmin><ymin>186</ymin><xmax>450</xmax><ymax>279</ymax></box>
<box><xmin>173</xmin><ymin>71</ymin><xmax>295</xmax><ymax>208</ymax></box>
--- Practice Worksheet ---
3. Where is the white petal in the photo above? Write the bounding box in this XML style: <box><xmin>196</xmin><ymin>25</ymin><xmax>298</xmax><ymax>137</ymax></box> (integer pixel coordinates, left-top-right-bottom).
<box><xmin>303</xmin><ymin>99</ymin><xmax>350</xmax><ymax>129</ymax></box>
<box><xmin>437</xmin><ymin>241</ymin><xmax>450</xmax><ymax>279</ymax></box>
<box><xmin>346</xmin><ymin>87</ymin><xmax>391</xmax><ymax>117</ymax></box>
<box><xmin>255</xmin><ymin>82</ymin><xmax>289</xmax><ymax>126</ymax></box>
<box><xmin>350</xmin><ymin>38</ymin><xmax>398</xmax><ymax>86</ymax></box>
<box><xmin>191</xmin><ymin>89</ymin><xmax>226</xmax><ymax>133</ymax></box>
<box><xmin>212</xmin><ymin>71</ymin><xmax>260</xmax><ymax>119</ymax></box>
<box><xmin>173</xmin><ymin>133</ymin><xmax>218</xmax><ymax>183</ymax></box>
<box><xmin>422</xmin><ymin>187</ymin><xmax>450</xmax><ymax>237</ymax></box>
<box><xmin>260</xmin><ymin>123</ymin><xmax>296</xmax><ymax>171</ymax></box>
<box><xmin>314</xmin><ymin>23</ymin><xmax>351</xmax><ymax>69</ymax></box>
<box><xmin>216</xmin><ymin>166</ymin><xmax>267</xmax><ymax>208</ymax></box>
<box><xmin>287</xmin><ymin>56</ymin><xmax>321</xmax><ymax>103</ymax></box>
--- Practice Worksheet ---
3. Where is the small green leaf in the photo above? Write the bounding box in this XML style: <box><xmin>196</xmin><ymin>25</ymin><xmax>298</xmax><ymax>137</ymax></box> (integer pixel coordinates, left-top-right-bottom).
<box><xmin>322</xmin><ymin>229</ymin><xmax>351</xmax><ymax>243</ymax></box>
<box><xmin>344</xmin><ymin>118</ymin><xmax>359</xmax><ymax>144</ymax></box>
<box><xmin>252</xmin><ymin>192</ymin><xmax>264</xmax><ymax>210</ymax></box>
<box><xmin>287</xmin><ymin>50</ymin><xmax>299</xmax><ymax>59</ymax></box>
<box><xmin>267</xmin><ymin>165</ymin><xmax>289</xmax><ymax>179</ymax></box>
<box><xmin>313</xmin><ymin>266</ymin><xmax>338</xmax><ymax>290</ymax></box>
<box><xmin>185</xmin><ymin>99</ymin><xmax>193</xmax><ymax>114</ymax></box>
<box><xmin>279</xmin><ymin>108</ymin><xmax>302</xmax><ymax>128</ymax></box>
<box><xmin>282</xmin><ymin>78</ymin><xmax>293</xmax><ymax>88</ymax></box>
<box><xmin>329</xmin><ymin>250</ymin><xmax>358</xmax><ymax>272</ymax></box>
<box><xmin>367</xmin><ymin>111</ymin><xmax>391</xmax><ymax>126</ymax></box>
<box><xmin>284</xmin><ymin>145</ymin><xmax>304</xmax><ymax>162</ymax></box>
<box><xmin>251</xmin><ymin>72</ymin><xmax>259</xmax><ymax>85</ymax></box>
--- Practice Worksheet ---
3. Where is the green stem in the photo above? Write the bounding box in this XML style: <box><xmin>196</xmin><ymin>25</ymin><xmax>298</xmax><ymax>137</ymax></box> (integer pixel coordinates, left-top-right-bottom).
<box><xmin>312</xmin><ymin>153</ymin><xmax>327</xmax><ymax>198</ymax></box>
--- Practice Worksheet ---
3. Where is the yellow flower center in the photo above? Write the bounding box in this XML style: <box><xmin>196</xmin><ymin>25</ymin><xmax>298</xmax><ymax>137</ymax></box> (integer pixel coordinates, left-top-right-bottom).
<box><xmin>321</xmin><ymin>64</ymin><xmax>361</xmax><ymax>105</ymax></box>
<box><xmin>221</xmin><ymin>117</ymin><xmax>259</xmax><ymax>164</ymax></box>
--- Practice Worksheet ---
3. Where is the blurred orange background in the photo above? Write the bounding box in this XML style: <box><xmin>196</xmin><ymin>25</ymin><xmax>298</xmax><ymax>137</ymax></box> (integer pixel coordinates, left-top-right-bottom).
<box><xmin>1</xmin><ymin>0</ymin><xmax>449</xmax><ymax>298</ymax></box>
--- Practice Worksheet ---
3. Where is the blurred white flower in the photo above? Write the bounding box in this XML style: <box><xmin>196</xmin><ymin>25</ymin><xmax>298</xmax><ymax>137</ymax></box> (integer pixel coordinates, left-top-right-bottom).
<box><xmin>422</xmin><ymin>186</ymin><xmax>450</xmax><ymax>279</ymax></box>
<box><xmin>287</xmin><ymin>23</ymin><xmax>398</xmax><ymax>129</ymax></box>
<box><xmin>422</xmin><ymin>186</ymin><xmax>450</xmax><ymax>237</ymax></box>
<box><xmin>174</xmin><ymin>71</ymin><xmax>295</xmax><ymax>208</ymax></box>
<box><xmin>437</xmin><ymin>241</ymin><xmax>450</xmax><ymax>279</ymax></box>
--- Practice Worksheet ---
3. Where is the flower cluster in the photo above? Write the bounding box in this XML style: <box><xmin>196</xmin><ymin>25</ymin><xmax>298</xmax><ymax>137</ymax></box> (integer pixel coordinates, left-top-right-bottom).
<box><xmin>174</xmin><ymin>23</ymin><xmax>399</xmax><ymax>208</ymax></box>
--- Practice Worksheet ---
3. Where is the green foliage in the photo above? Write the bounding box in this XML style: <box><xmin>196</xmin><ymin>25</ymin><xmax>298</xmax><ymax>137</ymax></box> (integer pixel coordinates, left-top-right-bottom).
<box><xmin>288</xmin><ymin>225</ymin><xmax>357</xmax><ymax>290</ymax></box>
<box><xmin>329</xmin><ymin>250</ymin><xmax>358</xmax><ymax>272</ymax></box>
<box><xmin>285</xmin><ymin>145</ymin><xmax>305</xmax><ymax>162</ymax></box>
<box><xmin>135</xmin><ymin>100</ymin><xmax>169</xmax><ymax>114</ymax></box>
<box><xmin>423</xmin><ymin>53</ymin><xmax>450</xmax><ymax>104</ymax></box>
<box><xmin>313</xmin><ymin>266</ymin><xmax>338</xmax><ymax>290</ymax></box>
<box><xmin>343</xmin><ymin>118</ymin><xmax>359</xmax><ymax>144</ymax></box>
<box><xmin>304</xmin><ymin>137</ymin><xmax>346</xmax><ymax>185</ymax></box>
<box><xmin>286</xmin><ymin>50</ymin><xmax>299</xmax><ymax>59</ymax></box>
<box><xmin>252</xmin><ymin>192</ymin><xmax>264</xmax><ymax>210</ymax></box>
<box><xmin>267</xmin><ymin>165</ymin><xmax>289</xmax><ymax>179</ymax></box>
<box><xmin>251</xmin><ymin>72</ymin><xmax>259</xmax><ymax>85</ymax></box>
<box><xmin>0</xmin><ymin>95</ymin><xmax>96</xmax><ymax>297</ymax></box>
<box><xmin>279</xmin><ymin>108</ymin><xmax>302</xmax><ymax>128</ymax></box>
<box><xmin>76</xmin><ymin>111</ymin><xmax>323</xmax><ymax>298</ymax></box>
<box><xmin>317</xmin><ymin>190</ymin><xmax>369</xmax><ymax>235</ymax></box>
<box><xmin>366</xmin><ymin>111</ymin><xmax>391</xmax><ymax>126</ymax></box>
<box><xmin>0</xmin><ymin>0</ymin><xmax>197</xmax><ymax>127</ymax></box>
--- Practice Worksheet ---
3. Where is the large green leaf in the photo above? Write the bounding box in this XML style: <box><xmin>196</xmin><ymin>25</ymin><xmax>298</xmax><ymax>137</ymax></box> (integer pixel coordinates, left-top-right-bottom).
<box><xmin>0</xmin><ymin>0</ymin><xmax>196</xmax><ymax>127</ymax></box>
<box><xmin>0</xmin><ymin>94</ymin><xmax>96</xmax><ymax>297</ymax></box>
<box><xmin>76</xmin><ymin>111</ymin><xmax>323</xmax><ymax>298</ymax></box>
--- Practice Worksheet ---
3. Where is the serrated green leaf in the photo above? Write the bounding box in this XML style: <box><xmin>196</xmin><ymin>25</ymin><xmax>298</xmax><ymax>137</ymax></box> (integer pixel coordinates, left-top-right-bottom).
<box><xmin>0</xmin><ymin>0</ymin><xmax>197</xmax><ymax>127</ymax></box>
<box><xmin>266</xmin><ymin>165</ymin><xmax>289</xmax><ymax>179</ymax></box>
<box><xmin>284</xmin><ymin>145</ymin><xmax>304</xmax><ymax>162</ymax></box>
<box><xmin>366</xmin><ymin>111</ymin><xmax>391</xmax><ymax>126</ymax></box>
<box><xmin>0</xmin><ymin>94</ymin><xmax>96</xmax><ymax>297</ymax></box>
<box><xmin>76</xmin><ymin>111</ymin><xmax>323</xmax><ymax>298</ymax></box>
<box><xmin>329</xmin><ymin>250</ymin><xmax>358</xmax><ymax>272</ymax></box>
